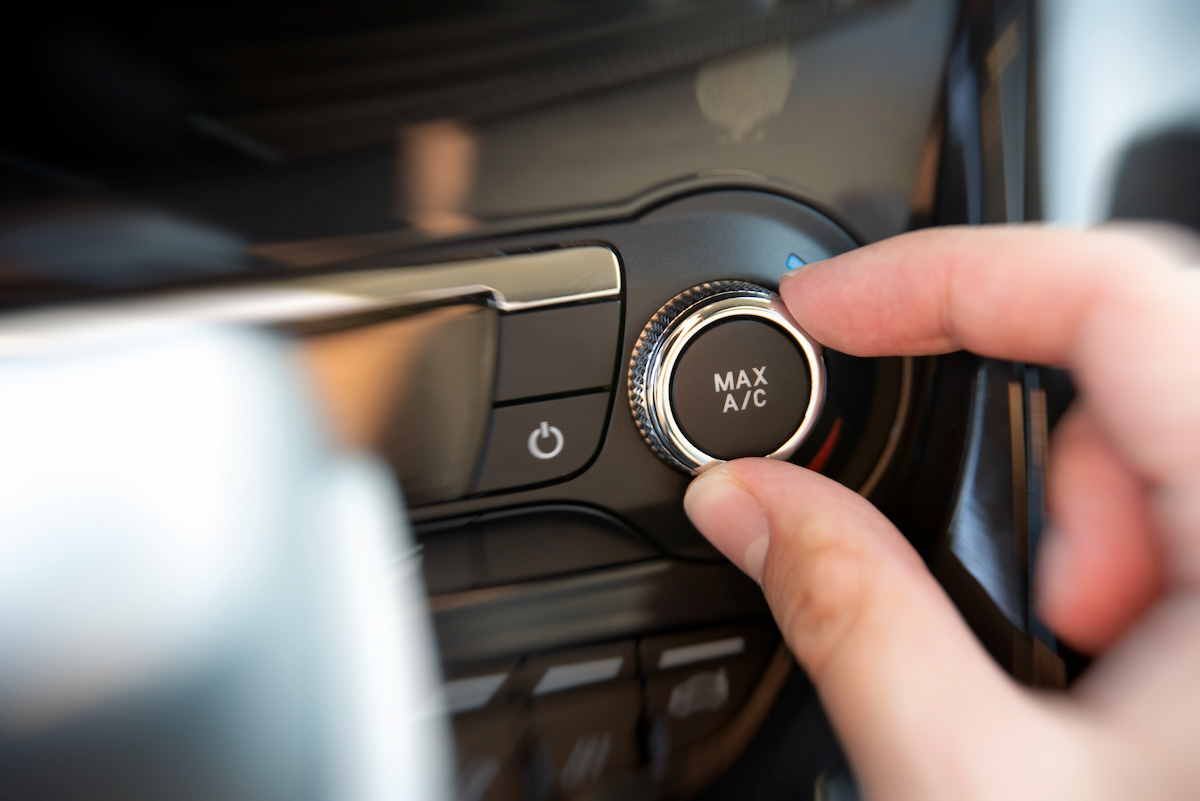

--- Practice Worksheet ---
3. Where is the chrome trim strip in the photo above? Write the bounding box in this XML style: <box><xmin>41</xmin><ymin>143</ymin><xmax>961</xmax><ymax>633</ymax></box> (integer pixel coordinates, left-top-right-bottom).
<box><xmin>0</xmin><ymin>246</ymin><xmax>621</xmax><ymax>354</ymax></box>
<box><xmin>293</xmin><ymin>245</ymin><xmax>621</xmax><ymax>313</ymax></box>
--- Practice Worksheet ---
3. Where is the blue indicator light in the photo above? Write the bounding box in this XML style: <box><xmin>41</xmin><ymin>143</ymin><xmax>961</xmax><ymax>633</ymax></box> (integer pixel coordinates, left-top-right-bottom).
<box><xmin>786</xmin><ymin>253</ymin><xmax>805</xmax><ymax>271</ymax></box>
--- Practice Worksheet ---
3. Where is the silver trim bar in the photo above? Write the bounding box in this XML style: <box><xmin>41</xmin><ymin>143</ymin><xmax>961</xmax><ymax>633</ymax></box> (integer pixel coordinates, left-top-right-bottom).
<box><xmin>294</xmin><ymin>245</ymin><xmax>621</xmax><ymax>313</ymax></box>
<box><xmin>0</xmin><ymin>246</ymin><xmax>621</xmax><ymax>354</ymax></box>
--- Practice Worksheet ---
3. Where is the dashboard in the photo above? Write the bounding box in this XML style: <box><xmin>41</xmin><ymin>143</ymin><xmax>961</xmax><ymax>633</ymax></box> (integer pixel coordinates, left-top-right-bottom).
<box><xmin>2</xmin><ymin>0</ymin><xmax>1198</xmax><ymax>799</ymax></box>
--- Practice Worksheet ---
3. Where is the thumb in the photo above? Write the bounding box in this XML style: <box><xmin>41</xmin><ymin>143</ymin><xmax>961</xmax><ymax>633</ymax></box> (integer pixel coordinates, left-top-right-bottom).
<box><xmin>684</xmin><ymin>458</ymin><xmax>1035</xmax><ymax>800</ymax></box>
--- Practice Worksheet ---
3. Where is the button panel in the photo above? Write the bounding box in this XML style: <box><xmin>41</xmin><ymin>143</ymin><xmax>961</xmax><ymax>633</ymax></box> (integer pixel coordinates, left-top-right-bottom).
<box><xmin>472</xmin><ymin>393</ymin><xmax>610</xmax><ymax>493</ymax></box>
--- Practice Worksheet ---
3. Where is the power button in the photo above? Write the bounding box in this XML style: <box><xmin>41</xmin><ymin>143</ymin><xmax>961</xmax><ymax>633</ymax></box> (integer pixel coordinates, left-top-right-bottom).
<box><xmin>472</xmin><ymin>393</ymin><xmax>610</xmax><ymax>493</ymax></box>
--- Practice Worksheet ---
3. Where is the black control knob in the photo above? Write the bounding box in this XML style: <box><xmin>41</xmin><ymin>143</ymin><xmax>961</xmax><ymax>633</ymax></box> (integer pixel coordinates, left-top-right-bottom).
<box><xmin>628</xmin><ymin>281</ymin><xmax>825</xmax><ymax>473</ymax></box>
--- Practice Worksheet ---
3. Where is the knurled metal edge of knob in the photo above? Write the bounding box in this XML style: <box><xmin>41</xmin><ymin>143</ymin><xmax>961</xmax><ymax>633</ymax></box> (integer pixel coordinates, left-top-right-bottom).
<box><xmin>628</xmin><ymin>281</ymin><xmax>769</xmax><ymax>472</ymax></box>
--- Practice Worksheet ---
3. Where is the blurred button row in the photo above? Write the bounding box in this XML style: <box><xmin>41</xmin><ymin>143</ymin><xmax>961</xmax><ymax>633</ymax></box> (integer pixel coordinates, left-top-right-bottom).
<box><xmin>443</xmin><ymin>624</ymin><xmax>779</xmax><ymax>801</ymax></box>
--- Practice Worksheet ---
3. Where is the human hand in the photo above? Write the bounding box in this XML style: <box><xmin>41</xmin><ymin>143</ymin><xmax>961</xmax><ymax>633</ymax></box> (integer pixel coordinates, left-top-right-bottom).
<box><xmin>683</xmin><ymin>226</ymin><xmax>1200</xmax><ymax>800</ymax></box>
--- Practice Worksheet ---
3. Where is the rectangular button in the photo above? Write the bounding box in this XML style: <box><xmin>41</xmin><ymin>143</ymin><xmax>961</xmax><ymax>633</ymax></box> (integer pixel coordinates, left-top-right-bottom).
<box><xmin>645</xmin><ymin>653</ymin><xmax>764</xmax><ymax>753</ymax></box>
<box><xmin>525</xmin><ymin>641</ymin><xmax>637</xmax><ymax>697</ymax></box>
<box><xmin>640</xmin><ymin>624</ymin><xmax>776</xmax><ymax>675</ymax></box>
<box><xmin>641</xmin><ymin>625</ymin><xmax>779</xmax><ymax>755</ymax></box>
<box><xmin>494</xmin><ymin>302</ymin><xmax>621</xmax><ymax>402</ymax></box>
<box><xmin>472</xmin><ymin>393</ymin><xmax>610</xmax><ymax>493</ymax></box>
<box><xmin>529</xmin><ymin>680</ymin><xmax>641</xmax><ymax>799</ymax></box>
<box><xmin>658</xmin><ymin>636</ymin><xmax>745</xmax><ymax>670</ymax></box>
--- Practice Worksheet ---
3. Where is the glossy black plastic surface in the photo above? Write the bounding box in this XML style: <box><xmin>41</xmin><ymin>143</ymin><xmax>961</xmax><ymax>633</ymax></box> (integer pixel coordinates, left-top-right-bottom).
<box><xmin>397</xmin><ymin>190</ymin><xmax>906</xmax><ymax>562</ymax></box>
<box><xmin>494</xmin><ymin>301</ymin><xmax>622</xmax><ymax>402</ymax></box>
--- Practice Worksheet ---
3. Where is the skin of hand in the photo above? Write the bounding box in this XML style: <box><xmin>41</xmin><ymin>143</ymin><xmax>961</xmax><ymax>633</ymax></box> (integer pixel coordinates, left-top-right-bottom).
<box><xmin>683</xmin><ymin>225</ymin><xmax>1200</xmax><ymax>801</ymax></box>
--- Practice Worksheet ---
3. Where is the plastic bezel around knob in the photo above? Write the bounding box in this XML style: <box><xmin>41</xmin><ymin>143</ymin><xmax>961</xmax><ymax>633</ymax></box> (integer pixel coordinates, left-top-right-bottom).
<box><xmin>628</xmin><ymin>282</ymin><xmax>826</xmax><ymax>474</ymax></box>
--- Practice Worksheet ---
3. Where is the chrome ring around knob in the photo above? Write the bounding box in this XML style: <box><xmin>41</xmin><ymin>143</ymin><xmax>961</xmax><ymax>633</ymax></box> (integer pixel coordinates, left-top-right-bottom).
<box><xmin>627</xmin><ymin>281</ymin><xmax>826</xmax><ymax>474</ymax></box>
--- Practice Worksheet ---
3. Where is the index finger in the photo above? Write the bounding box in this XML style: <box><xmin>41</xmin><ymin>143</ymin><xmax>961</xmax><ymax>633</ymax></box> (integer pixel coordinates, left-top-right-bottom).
<box><xmin>779</xmin><ymin>225</ymin><xmax>1181</xmax><ymax>365</ymax></box>
<box><xmin>781</xmin><ymin>223</ymin><xmax>1200</xmax><ymax>500</ymax></box>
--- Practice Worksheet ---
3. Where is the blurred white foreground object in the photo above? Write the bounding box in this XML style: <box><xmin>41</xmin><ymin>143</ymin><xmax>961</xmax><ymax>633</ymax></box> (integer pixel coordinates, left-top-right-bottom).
<box><xmin>0</xmin><ymin>324</ymin><xmax>451</xmax><ymax>801</ymax></box>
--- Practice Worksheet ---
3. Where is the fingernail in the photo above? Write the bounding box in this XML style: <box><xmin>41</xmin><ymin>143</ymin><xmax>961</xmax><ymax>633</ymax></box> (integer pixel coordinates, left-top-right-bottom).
<box><xmin>779</xmin><ymin>263</ymin><xmax>808</xmax><ymax>283</ymax></box>
<box><xmin>684</xmin><ymin>466</ymin><xmax>770</xmax><ymax>583</ymax></box>
<box><xmin>780</xmin><ymin>255</ymin><xmax>825</xmax><ymax>282</ymax></box>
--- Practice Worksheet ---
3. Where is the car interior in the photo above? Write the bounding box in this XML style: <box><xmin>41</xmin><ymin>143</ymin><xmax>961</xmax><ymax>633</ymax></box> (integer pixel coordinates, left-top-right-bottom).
<box><xmin>2</xmin><ymin>0</ymin><xmax>1199</xmax><ymax>799</ymax></box>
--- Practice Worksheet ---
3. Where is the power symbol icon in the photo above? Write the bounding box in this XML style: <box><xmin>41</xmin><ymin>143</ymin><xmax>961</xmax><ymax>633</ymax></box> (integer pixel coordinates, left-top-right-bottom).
<box><xmin>527</xmin><ymin>421</ymin><xmax>565</xmax><ymax>460</ymax></box>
